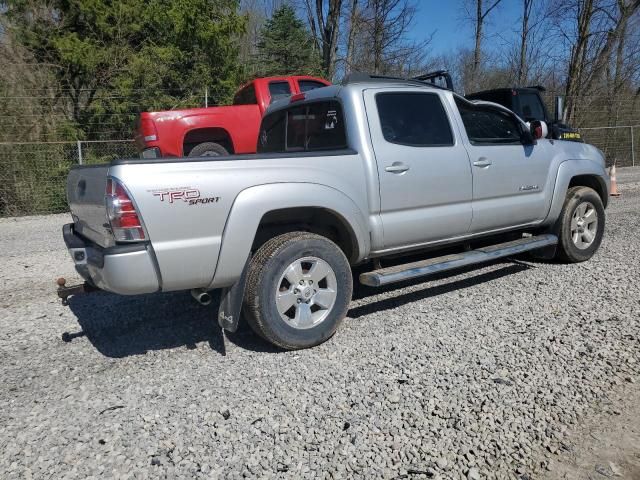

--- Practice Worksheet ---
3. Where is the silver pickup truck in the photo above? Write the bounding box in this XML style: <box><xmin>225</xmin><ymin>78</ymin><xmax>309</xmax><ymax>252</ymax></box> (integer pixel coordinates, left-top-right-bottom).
<box><xmin>63</xmin><ymin>75</ymin><xmax>610</xmax><ymax>349</ymax></box>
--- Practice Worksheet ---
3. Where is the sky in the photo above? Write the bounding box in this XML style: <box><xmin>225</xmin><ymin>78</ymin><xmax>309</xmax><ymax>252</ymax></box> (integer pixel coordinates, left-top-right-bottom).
<box><xmin>407</xmin><ymin>1</ymin><xmax>525</xmax><ymax>57</ymax></box>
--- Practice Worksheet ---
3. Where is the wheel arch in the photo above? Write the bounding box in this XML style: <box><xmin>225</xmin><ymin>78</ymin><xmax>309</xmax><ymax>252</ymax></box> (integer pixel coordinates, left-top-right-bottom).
<box><xmin>252</xmin><ymin>207</ymin><xmax>358</xmax><ymax>262</ymax></box>
<box><xmin>568</xmin><ymin>174</ymin><xmax>608</xmax><ymax>208</ymax></box>
<box><xmin>542</xmin><ymin>160</ymin><xmax>610</xmax><ymax>227</ymax></box>
<box><xmin>183</xmin><ymin>127</ymin><xmax>234</xmax><ymax>156</ymax></box>
<box><xmin>208</xmin><ymin>183</ymin><xmax>370</xmax><ymax>289</ymax></box>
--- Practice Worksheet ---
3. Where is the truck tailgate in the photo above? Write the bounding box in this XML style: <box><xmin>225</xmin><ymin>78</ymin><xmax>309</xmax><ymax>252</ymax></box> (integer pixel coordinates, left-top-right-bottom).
<box><xmin>66</xmin><ymin>165</ymin><xmax>113</xmax><ymax>248</ymax></box>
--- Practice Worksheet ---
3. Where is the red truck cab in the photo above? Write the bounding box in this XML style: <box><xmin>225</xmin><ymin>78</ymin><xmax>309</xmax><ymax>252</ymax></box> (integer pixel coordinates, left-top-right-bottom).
<box><xmin>136</xmin><ymin>76</ymin><xmax>330</xmax><ymax>158</ymax></box>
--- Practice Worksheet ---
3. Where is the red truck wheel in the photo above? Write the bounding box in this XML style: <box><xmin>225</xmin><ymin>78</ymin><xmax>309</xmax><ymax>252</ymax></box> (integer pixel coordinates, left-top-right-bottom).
<box><xmin>188</xmin><ymin>142</ymin><xmax>229</xmax><ymax>157</ymax></box>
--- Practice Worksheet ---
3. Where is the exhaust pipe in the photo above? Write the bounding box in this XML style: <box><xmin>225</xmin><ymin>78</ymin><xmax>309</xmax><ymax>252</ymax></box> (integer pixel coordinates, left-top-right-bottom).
<box><xmin>191</xmin><ymin>288</ymin><xmax>212</xmax><ymax>306</ymax></box>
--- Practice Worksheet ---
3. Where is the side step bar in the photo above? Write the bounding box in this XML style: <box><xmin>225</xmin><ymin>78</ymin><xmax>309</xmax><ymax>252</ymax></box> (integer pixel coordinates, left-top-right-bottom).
<box><xmin>360</xmin><ymin>234</ymin><xmax>558</xmax><ymax>287</ymax></box>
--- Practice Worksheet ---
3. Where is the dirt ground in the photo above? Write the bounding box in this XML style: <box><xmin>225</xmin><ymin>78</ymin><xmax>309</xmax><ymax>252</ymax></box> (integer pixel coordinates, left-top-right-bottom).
<box><xmin>539</xmin><ymin>167</ymin><xmax>640</xmax><ymax>480</ymax></box>
<box><xmin>542</xmin><ymin>381</ymin><xmax>640</xmax><ymax>479</ymax></box>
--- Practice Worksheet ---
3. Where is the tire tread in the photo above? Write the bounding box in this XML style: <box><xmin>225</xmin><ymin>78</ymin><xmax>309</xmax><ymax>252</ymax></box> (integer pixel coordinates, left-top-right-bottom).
<box><xmin>244</xmin><ymin>232</ymin><xmax>348</xmax><ymax>350</ymax></box>
<box><xmin>187</xmin><ymin>141</ymin><xmax>228</xmax><ymax>157</ymax></box>
<box><xmin>555</xmin><ymin>186</ymin><xmax>605</xmax><ymax>262</ymax></box>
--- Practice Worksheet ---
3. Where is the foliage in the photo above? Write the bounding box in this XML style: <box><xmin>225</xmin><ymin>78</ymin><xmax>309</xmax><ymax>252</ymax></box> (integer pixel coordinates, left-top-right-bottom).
<box><xmin>255</xmin><ymin>5</ymin><xmax>322</xmax><ymax>77</ymax></box>
<box><xmin>3</xmin><ymin>0</ymin><xmax>247</xmax><ymax>139</ymax></box>
<box><xmin>345</xmin><ymin>0</ymin><xmax>429</xmax><ymax>77</ymax></box>
<box><xmin>303</xmin><ymin>0</ymin><xmax>343</xmax><ymax>78</ymax></box>
<box><xmin>0</xmin><ymin>143</ymin><xmax>70</xmax><ymax>215</ymax></box>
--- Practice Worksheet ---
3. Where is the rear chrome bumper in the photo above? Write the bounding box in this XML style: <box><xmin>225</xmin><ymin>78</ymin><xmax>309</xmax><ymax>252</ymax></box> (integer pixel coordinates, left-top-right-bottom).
<box><xmin>63</xmin><ymin>223</ymin><xmax>160</xmax><ymax>295</ymax></box>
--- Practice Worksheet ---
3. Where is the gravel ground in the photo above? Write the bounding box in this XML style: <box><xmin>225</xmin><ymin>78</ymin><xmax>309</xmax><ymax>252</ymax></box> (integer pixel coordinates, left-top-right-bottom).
<box><xmin>541</xmin><ymin>381</ymin><xmax>640</xmax><ymax>479</ymax></box>
<box><xmin>1</xmin><ymin>168</ymin><xmax>639</xmax><ymax>480</ymax></box>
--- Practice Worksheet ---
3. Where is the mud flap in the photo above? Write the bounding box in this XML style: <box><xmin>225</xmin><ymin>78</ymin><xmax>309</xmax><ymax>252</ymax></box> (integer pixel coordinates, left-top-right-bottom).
<box><xmin>217</xmin><ymin>256</ymin><xmax>250</xmax><ymax>332</ymax></box>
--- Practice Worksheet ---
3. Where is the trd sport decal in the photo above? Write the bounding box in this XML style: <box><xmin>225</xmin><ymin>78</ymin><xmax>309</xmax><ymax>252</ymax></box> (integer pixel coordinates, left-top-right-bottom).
<box><xmin>149</xmin><ymin>187</ymin><xmax>220</xmax><ymax>205</ymax></box>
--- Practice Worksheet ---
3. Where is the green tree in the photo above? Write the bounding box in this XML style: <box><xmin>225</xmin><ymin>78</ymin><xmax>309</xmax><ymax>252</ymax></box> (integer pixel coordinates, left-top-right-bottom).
<box><xmin>3</xmin><ymin>0</ymin><xmax>247</xmax><ymax>139</ymax></box>
<box><xmin>256</xmin><ymin>5</ymin><xmax>322</xmax><ymax>77</ymax></box>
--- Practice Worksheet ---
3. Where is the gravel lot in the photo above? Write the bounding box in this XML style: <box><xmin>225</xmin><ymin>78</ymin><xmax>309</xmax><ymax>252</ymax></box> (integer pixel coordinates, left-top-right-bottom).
<box><xmin>1</xmin><ymin>168</ymin><xmax>639</xmax><ymax>479</ymax></box>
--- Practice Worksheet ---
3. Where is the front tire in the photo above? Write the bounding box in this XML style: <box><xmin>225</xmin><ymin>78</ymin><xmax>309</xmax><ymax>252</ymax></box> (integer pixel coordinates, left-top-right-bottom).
<box><xmin>243</xmin><ymin>232</ymin><xmax>353</xmax><ymax>350</ymax></box>
<box><xmin>555</xmin><ymin>186</ymin><xmax>605</xmax><ymax>262</ymax></box>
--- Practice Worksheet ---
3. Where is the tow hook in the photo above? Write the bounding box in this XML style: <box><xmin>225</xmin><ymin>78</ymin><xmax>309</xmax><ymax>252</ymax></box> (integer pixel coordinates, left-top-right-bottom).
<box><xmin>56</xmin><ymin>277</ymin><xmax>98</xmax><ymax>305</ymax></box>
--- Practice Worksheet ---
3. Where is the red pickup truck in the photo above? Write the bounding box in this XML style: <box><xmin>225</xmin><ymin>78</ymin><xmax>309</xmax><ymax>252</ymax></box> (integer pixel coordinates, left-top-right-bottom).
<box><xmin>136</xmin><ymin>76</ymin><xmax>330</xmax><ymax>158</ymax></box>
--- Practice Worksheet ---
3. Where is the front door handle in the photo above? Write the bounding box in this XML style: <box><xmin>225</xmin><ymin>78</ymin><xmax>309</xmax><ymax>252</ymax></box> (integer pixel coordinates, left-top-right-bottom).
<box><xmin>473</xmin><ymin>157</ymin><xmax>492</xmax><ymax>167</ymax></box>
<box><xmin>385</xmin><ymin>162</ymin><xmax>410</xmax><ymax>174</ymax></box>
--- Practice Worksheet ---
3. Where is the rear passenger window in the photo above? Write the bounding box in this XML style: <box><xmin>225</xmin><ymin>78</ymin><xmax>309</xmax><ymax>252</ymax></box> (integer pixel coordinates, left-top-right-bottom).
<box><xmin>455</xmin><ymin>97</ymin><xmax>522</xmax><ymax>145</ymax></box>
<box><xmin>258</xmin><ymin>101</ymin><xmax>347</xmax><ymax>153</ymax></box>
<box><xmin>376</xmin><ymin>93</ymin><xmax>454</xmax><ymax>147</ymax></box>
<box><xmin>268</xmin><ymin>81</ymin><xmax>292</xmax><ymax>103</ymax></box>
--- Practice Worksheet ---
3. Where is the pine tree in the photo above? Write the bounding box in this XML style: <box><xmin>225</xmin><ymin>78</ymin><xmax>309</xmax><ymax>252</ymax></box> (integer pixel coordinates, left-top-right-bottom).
<box><xmin>256</xmin><ymin>5</ymin><xmax>323</xmax><ymax>77</ymax></box>
<box><xmin>4</xmin><ymin>0</ymin><xmax>246</xmax><ymax>139</ymax></box>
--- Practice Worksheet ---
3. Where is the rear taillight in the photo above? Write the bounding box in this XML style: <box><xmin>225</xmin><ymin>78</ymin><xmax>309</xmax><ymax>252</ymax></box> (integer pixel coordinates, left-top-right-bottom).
<box><xmin>105</xmin><ymin>178</ymin><xmax>146</xmax><ymax>242</ymax></box>
<box><xmin>140</xmin><ymin>117</ymin><xmax>158</xmax><ymax>142</ymax></box>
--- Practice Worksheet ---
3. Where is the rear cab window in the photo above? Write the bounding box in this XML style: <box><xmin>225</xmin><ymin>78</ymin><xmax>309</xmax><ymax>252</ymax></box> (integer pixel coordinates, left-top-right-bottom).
<box><xmin>258</xmin><ymin>100</ymin><xmax>347</xmax><ymax>153</ymax></box>
<box><xmin>268</xmin><ymin>81</ymin><xmax>292</xmax><ymax>104</ymax></box>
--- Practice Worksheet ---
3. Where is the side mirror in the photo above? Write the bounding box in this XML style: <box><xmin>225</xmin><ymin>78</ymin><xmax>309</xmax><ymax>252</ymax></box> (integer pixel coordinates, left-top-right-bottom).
<box><xmin>520</xmin><ymin>125</ymin><xmax>536</xmax><ymax>146</ymax></box>
<box><xmin>530</xmin><ymin>120</ymin><xmax>548</xmax><ymax>140</ymax></box>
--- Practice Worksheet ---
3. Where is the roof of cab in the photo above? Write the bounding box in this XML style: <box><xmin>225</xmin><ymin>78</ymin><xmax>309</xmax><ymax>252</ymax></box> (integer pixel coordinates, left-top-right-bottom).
<box><xmin>266</xmin><ymin>84</ymin><xmax>343</xmax><ymax>114</ymax></box>
<box><xmin>467</xmin><ymin>85</ymin><xmax>545</xmax><ymax>97</ymax></box>
<box><xmin>342</xmin><ymin>72</ymin><xmax>443</xmax><ymax>90</ymax></box>
<box><xmin>264</xmin><ymin>74</ymin><xmax>445</xmax><ymax>115</ymax></box>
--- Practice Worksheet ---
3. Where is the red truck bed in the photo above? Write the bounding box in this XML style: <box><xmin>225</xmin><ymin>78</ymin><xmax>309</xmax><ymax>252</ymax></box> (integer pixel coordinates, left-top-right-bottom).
<box><xmin>136</xmin><ymin>76</ymin><xmax>330</xmax><ymax>158</ymax></box>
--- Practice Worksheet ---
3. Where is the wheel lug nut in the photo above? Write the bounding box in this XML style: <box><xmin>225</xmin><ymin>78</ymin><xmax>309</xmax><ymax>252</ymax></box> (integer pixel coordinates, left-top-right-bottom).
<box><xmin>309</xmin><ymin>280</ymin><xmax>313</xmax><ymax>284</ymax></box>
<box><xmin>299</xmin><ymin>280</ymin><xmax>304</xmax><ymax>285</ymax></box>
<box><xmin>297</xmin><ymin>299</ymin><xmax>302</xmax><ymax>303</ymax></box>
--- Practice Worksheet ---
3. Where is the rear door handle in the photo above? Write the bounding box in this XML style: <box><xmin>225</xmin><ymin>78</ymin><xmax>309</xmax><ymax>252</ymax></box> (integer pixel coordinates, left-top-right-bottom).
<box><xmin>385</xmin><ymin>162</ymin><xmax>410</xmax><ymax>174</ymax></box>
<box><xmin>473</xmin><ymin>157</ymin><xmax>492</xmax><ymax>167</ymax></box>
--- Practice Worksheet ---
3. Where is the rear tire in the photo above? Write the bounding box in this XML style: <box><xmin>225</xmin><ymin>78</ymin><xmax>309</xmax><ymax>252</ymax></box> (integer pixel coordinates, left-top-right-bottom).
<box><xmin>243</xmin><ymin>232</ymin><xmax>353</xmax><ymax>350</ymax></box>
<box><xmin>554</xmin><ymin>186</ymin><xmax>605</xmax><ymax>262</ymax></box>
<box><xmin>187</xmin><ymin>142</ymin><xmax>228</xmax><ymax>157</ymax></box>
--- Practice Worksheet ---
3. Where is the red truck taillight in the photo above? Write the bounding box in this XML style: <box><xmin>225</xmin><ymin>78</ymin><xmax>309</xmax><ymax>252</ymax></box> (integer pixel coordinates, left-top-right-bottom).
<box><xmin>140</xmin><ymin>117</ymin><xmax>158</xmax><ymax>142</ymax></box>
<box><xmin>105</xmin><ymin>178</ymin><xmax>146</xmax><ymax>242</ymax></box>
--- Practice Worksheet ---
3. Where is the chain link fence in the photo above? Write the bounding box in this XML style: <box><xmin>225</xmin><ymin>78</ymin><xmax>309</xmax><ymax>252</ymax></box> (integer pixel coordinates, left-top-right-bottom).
<box><xmin>0</xmin><ymin>125</ymin><xmax>637</xmax><ymax>218</ymax></box>
<box><xmin>580</xmin><ymin>125</ymin><xmax>637</xmax><ymax>168</ymax></box>
<box><xmin>0</xmin><ymin>140</ymin><xmax>137</xmax><ymax>217</ymax></box>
